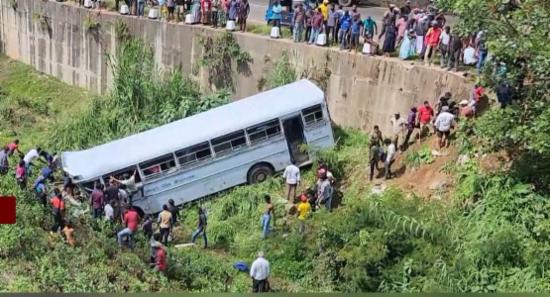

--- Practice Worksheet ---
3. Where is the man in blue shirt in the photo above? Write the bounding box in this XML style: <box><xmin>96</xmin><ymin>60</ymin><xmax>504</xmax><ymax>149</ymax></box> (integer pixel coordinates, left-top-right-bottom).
<box><xmin>349</xmin><ymin>16</ymin><xmax>361</xmax><ymax>52</ymax></box>
<box><xmin>338</xmin><ymin>10</ymin><xmax>351</xmax><ymax>50</ymax></box>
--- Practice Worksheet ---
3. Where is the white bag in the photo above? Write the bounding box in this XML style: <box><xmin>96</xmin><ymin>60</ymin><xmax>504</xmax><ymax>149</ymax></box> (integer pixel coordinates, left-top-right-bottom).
<box><xmin>119</xmin><ymin>4</ymin><xmax>130</xmax><ymax>15</ymax></box>
<box><xmin>362</xmin><ymin>42</ymin><xmax>371</xmax><ymax>54</ymax></box>
<box><xmin>270</xmin><ymin>26</ymin><xmax>280</xmax><ymax>38</ymax></box>
<box><xmin>185</xmin><ymin>13</ymin><xmax>194</xmax><ymax>24</ymax></box>
<box><xmin>83</xmin><ymin>0</ymin><xmax>93</xmax><ymax>8</ymax></box>
<box><xmin>316</xmin><ymin>33</ymin><xmax>327</xmax><ymax>46</ymax></box>
<box><xmin>148</xmin><ymin>8</ymin><xmax>159</xmax><ymax>19</ymax></box>
<box><xmin>226</xmin><ymin>20</ymin><xmax>236</xmax><ymax>31</ymax></box>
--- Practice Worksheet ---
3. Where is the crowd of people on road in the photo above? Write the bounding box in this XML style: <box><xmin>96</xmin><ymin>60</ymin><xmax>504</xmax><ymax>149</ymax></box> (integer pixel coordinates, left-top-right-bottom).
<box><xmin>73</xmin><ymin>0</ymin><xmax>492</xmax><ymax>74</ymax></box>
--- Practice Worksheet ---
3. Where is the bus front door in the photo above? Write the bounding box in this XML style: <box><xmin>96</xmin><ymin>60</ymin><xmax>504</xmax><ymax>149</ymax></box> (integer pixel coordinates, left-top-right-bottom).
<box><xmin>282</xmin><ymin>116</ymin><xmax>309</xmax><ymax>164</ymax></box>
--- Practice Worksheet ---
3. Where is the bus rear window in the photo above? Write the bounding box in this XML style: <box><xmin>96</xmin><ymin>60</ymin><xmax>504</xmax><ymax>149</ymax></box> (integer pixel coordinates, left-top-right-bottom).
<box><xmin>176</xmin><ymin>142</ymin><xmax>212</xmax><ymax>168</ymax></box>
<box><xmin>139</xmin><ymin>154</ymin><xmax>177</xmax><ymax>178</ymax></box>
<box><xmin>246</xmin><ymin>119</ymin><xmax>282</xmax><ymax>145</ymax></box>
<box><xmin>302</xmin><ymin>104</ymin><xmax>324</xmax><ymax>126</ymax></box>
<box><xmin>212</xmin><ymin>130</ymin><xmax>247</xmax><ymax>156</ymax></box>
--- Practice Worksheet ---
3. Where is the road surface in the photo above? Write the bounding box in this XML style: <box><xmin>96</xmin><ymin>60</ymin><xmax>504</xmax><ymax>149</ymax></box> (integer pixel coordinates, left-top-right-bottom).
<box><xmin>247</xmin><ymin>0</ymin><xmax>456</xmax><ymax>28</ymax></box>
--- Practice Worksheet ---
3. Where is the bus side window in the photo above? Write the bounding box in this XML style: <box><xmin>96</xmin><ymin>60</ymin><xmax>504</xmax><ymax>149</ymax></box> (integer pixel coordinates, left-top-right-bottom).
<box><xmin>211</xmin><ymin>130</ymin><xmax>247</xmax><ymax>157</ymax></box>
<box><xmin>302</xmin><ymin>104</ymin><xmax>324</xmax><ymax>126</ymax></box>
<box><xmin>246</xmin><ymin>119</ymin><xmax>282</xmax><ymax>145</ymax></box>
<box><xmin>176</xmin><ymin>142</ymin><xmax>212</xmax><ymax>169</ymax></box>
<box><xmin>139</xmin><ymin>155</ymin><xmax>177</xmax><ymax>179</ymax></box>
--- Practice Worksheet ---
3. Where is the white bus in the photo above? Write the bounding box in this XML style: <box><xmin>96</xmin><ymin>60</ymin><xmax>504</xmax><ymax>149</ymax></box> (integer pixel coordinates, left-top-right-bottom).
<box><xmin>61</xmin><ymin>79</ymin><xmax>335</xmax><ymax>214</ymax></box>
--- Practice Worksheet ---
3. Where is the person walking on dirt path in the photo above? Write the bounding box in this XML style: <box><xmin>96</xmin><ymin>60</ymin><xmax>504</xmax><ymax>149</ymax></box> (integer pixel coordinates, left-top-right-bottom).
<box><xmin>261</xmin><ymin>195</ymin><xmax>274</xmax><ymax>239</ymax></box>
<box><xmin>50</xmin><ymin>188</ymin><xmax>65</xmax><ymax>233</ymax></box>
<box><xmin>91</xmin><ymin>184</ymin><xmax>105</xmax><ymax>219</ymax></box>
<box><xmin>250</xmin><ymin>251</ymin><xmax>270</xmax><ymax>293</ymax></box>
<box><xmin>0</xmin><ymin>147</ymin><xmax>8</xmax><ymax>175</ymax></box>
<box><xmin>6</xmin><ymin>139</ymin><xmax>22</xmax><ymax>157</ymax></box>
<box><xmin>191</xmin><ymin>207</ymin><xmax>208</xmax><ymax>248</ymax></box>
<box><xmin>383</xmin><ymin>138</ymin><xmax>396</xmax><ymax>180</ymax></box>
<box><xmin>434</xmin><ymin>105</ymin><xmax>455</xmax><ymax>148</ymax></box>
<box><xmin>63</xmin><ymin>222</ymin><xmax>76</xmax><ymax>247</ymax></box>
<box><xmin>283</xmin><ymin>161</ymin><xmax>300</xmax><ymax>203</ymax></box>
<box><xmin>417</xmin><ymin>101</ymin><xmax>434</xmax><ymax>140</ymax></box>
<box><xmin>296</xmin><ymin>194</ymin><xmax>311</xmax><ymax>234</ymax></box>
<box><xmin>369</xmin><ymin>137</ymin><xmax>381</xmax><ymax>181</ymax></box>
<box><xmin>402</xmin><ymin>107</ymin><xmax>418</xmax><ymax>151</ymax></box>
<box><xmin>117</xmin><ymin>206</ymin><xmax>140</xmax><ymax>249</ymax></box>
<box><xmin>33</xmin><ymin>175</ymin><xmax>48</xmax><ymax>207</ymax></box>
<box><xmin>158</xmin><ymin>204</ymin><xmax>173</xmax><ymax>245</ymax></box>
<box><xmin>390</xmin><ymin>113</ymin><xmax>406</xmax><ymax>149</ymax></box>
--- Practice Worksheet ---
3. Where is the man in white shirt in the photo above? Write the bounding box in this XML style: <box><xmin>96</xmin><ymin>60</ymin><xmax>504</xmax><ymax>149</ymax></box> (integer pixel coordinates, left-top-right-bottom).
<box><xmin>463</xmin><ymin>45</ymin><xmax>477</xmax><ymax>65</ymax></box>
<box><xmin>390</xmin><ymin>113</ymin><xmax>407</xmax><ymax>148</ymax></box>
<box><xmin>384</xmin><ymin>139</ymin><xmax>396</xmax><ymax>180</ymax></box>
<box><xmin>439</xmin><ymin>25</ymin><xmax>451</xmax><ymax>68</ymax></box>
<box><xmin>23</xmin><ymin>147</ymin><xmax>43</xmax><ymax>177</ymax></box>
<box><xmin>250</xmin><ymin>251</ymin><xmax>270</xmax><ymax>293</ymax></box>
<box><xmin>282</xmin><ymin>161</ymin><xmax>300</xmax><ymax>203</ymax></box>
<box><xmin>434</xmin><ymin>106</ymin><xmax>455</xmax><ymax>148</ymax></box>
<box><xmin>111</xmin><ymin>170</ymin><xmax>142</xmax><ymax>204</ymax></box>
<box><xmin>104</xmin><ymin>201</ymin><xmax>114</xmax><ymax>222</ymax></box>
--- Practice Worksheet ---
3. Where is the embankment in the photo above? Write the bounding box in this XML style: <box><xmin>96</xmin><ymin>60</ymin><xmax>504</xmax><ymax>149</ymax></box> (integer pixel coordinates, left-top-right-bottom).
<box><xmin>0</xmin><ymin>0</ymin><xmax>471</xmax><ymax>134</ymax></box>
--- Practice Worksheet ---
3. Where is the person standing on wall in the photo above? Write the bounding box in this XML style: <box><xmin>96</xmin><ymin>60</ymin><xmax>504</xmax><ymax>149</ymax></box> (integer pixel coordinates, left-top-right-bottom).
<box><xmin>250</xmin><ymin>251</ymin><xmax>270</xmax><ymax>293</ymax></box>
<box><xmin>158</xmin><ymin>204</ymin><xmax>173</xmax><ymax>245</ymax></box>
<box><xmin>292</xmin><ymin>3</ymin><xmax>305</xmax><ymax>42</ymax></box>
<box><xmin>238</xmin><ymin>0</ymin><xmax>250</xmax><ymax>32</ymax></box>
<box><xmin>191</xmin><ymin>207</ymin><xmax>208</xmax><ymax>248</ymax></box>
<box><xmin>282</xmin><ymin>160</ymin><xmax>300</xmax><ymax>204</ymax></box>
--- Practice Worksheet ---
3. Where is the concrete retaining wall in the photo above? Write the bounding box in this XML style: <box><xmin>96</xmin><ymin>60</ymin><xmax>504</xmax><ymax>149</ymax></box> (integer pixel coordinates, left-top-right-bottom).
<box><xmin>0</xmin><ymin>0</ymin><xmax>471</xmax><ymax>134</ymax></box>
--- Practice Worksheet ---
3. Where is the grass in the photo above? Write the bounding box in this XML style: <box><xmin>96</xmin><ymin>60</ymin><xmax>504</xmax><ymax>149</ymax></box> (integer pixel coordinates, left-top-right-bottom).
<box><xmin>0</xmin><ymin>55</ymin><xmax>92</xmax><ymax>150</ymax></box>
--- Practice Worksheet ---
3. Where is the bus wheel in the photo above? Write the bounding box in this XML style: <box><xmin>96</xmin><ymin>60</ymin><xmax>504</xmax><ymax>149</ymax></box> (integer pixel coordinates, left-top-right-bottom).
<box><xmin>338</xmin><ymin>0</ymin><xmax>352</xmax><ymax>6</ymax></box>
<box><xmin>247</xmin><ymin>163</ymin><xmax>274</xmax><ymax>184</ymax></box>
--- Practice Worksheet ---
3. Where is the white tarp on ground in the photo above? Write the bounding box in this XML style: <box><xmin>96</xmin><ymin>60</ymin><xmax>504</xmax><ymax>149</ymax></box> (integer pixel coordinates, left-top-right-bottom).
<box><xmin>61</xmin><ymin>79</ymin><xmax>324</xmax><ymax>182</ymax></box>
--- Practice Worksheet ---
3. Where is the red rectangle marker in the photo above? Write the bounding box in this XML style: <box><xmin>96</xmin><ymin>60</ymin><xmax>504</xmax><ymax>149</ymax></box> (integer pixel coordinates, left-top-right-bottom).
<box><xmin>0</xmin><ymin>196</ymin><xmax>16</xmax><ymax>224</ymax></box>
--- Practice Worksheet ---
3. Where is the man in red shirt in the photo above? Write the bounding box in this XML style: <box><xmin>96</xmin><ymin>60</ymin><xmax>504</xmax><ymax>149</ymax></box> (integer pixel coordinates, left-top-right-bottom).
<box><xmin>153</xmin><ymin>245</ymin><xmax>167</xmax><ymax>273</ymax></box>
<box><xmin>50</xmin><ymin>188</ymin><xmax>65</xmax><ymax>233</ymax></box>
<box><xmin>117</xmin><ymin>206</ymin><xmax>141</xmax><ymax>248</ymax></box>
<box><xmin>424</xmin><ymin>21</ymin><xmax>442</xmax><ymax>66</ymax></box>
<box><xmin>417</xmin><ymin>101</ymin><xmax>434</xmax><ymax>140</ymax></box>
<box><xmin>6</xmin><ymin>139</ymin><xmax>21</xmax><ymax>157</ymax></box>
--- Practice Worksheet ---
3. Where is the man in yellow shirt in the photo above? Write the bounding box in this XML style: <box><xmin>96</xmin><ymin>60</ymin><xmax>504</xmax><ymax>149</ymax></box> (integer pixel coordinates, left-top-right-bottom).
<box><xmin>319</xmin><ymin>0</ymin><xmax>329</xmax><ymax>23</ymax></box>
<box><xmin>296</xmin><ymin>194</ymin><xmax>311</xmax><ymax>234</ymax></box>
<box><xmin>158</xmin><ymin>204</ymin><xmax>173</xmax><ymax>245</ymax></box>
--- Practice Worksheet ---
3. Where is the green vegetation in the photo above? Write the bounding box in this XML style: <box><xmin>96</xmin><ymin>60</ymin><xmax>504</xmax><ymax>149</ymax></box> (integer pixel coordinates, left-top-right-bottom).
<box><xmin>405</xmin><ymin>146</ymin><xmax>434</xmax><ymax>168</ymax></box>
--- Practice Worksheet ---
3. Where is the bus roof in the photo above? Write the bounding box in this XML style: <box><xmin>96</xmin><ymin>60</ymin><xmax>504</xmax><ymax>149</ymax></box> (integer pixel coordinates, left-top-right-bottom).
<box><xmin>61</xmin><ymin>79</ymin><xmax>324</xmax><ymax>182</ymax></box>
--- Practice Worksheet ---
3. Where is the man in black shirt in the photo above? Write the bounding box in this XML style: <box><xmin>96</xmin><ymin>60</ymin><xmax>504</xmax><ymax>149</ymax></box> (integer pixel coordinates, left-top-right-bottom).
<box><xmin>447</xmin><ymin>33</ymin><xmax>463</xmax><ymax>71</ymax></box>
<box><xmin>496</xmin><ymin>82</ymin><xmax>513</xmax><ymax>108</ymax></box>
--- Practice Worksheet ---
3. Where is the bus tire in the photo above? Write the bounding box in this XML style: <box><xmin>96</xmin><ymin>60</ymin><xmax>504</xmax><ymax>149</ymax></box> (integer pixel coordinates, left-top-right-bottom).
<box><xmin>247</xmin><ymin>163</ymin><xmax>274</xmax><ymax>184</ymax></box>
<box><xmin>338</xmin><ymin>0</ymin><xmax>353</xmax><ymax>6</ymax></box>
